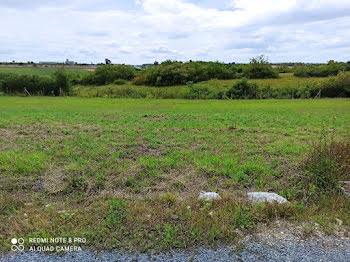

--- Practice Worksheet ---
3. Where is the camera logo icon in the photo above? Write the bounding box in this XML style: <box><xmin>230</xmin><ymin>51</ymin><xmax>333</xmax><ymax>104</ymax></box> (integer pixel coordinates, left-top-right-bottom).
<box><xmin>11</xmin><ymin>238</ymin><xmax>24</xmax><ymax>251</ymax></box>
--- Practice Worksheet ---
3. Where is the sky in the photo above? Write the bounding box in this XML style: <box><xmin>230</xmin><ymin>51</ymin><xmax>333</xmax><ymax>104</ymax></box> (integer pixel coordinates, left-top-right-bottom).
<box><xmin>0</xmin><ymin>0</ymin><xmax>349</xmax><ymax>64</ymax></box>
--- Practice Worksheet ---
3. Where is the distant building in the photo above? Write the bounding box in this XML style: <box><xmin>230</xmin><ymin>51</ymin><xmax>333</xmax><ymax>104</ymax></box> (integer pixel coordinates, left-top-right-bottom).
<box><xmin>132</xmin><ymin>65</ymin><xmax>142</xmax><ymax>69</ymax></box>
<box><xmin>132</xmin><ymin>64</ymin><xmax>154</xmax><ymax>69</ymax></box>
<box><xmin>65</xmin><ymin>59</ymin><xmax>75</xmax><ymax>65</ymax></box>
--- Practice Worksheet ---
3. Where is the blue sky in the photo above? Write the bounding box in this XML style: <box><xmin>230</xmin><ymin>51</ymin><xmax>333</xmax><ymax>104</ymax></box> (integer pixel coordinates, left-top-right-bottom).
<box><xmin>0</xmin><ymin>0</ymin><xmax>349</xmax><ymax>64</ymax></box>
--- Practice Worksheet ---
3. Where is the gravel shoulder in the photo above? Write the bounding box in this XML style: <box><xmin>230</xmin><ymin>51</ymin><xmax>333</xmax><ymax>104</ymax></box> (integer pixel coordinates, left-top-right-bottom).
<box><xmin>1</xmin><ymin>221</ymin><xmax>349</xmax><ymax>262</ymax></box>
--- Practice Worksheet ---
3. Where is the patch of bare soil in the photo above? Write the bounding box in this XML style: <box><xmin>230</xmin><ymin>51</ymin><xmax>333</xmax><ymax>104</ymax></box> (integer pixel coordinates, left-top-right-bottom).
<box><xmin>251</xmin><ymin>219</ymin><xmax>349</xmax><ymax>246</ymax></box>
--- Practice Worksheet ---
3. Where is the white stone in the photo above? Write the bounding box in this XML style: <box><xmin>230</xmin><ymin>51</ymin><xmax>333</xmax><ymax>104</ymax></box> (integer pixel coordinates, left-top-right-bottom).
<box><xmin>198</xmin><ymin>191</ymin><xmax>221</xmax><ymax>201</ymax></box>
<box><xmin>335</xmin><ymin>218</ymin><xmax>343</xmax><ymax>226</ymax></box>
<box><xmin>247</xmin><ymin>192</ymin><xmax>288</xmax><ymax>204</ymax></box>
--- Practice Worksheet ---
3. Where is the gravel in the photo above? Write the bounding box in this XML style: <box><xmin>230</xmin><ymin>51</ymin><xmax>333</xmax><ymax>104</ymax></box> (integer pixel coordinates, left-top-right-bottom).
<box><xmin>1</xmin><ymin>235</ymin><xmax>349</xmax><ymax>262</ymax></box>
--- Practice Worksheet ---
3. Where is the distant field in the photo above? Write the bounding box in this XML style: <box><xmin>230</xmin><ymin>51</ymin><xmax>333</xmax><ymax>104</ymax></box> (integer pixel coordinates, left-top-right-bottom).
<box><xmin>0</xmin><ymin>97</ymin><xmax>349</xmax><ymax>251</ymax></box>
<box><xmin>0</xmin><ymin>66</ymin><xmax>90</xmax><ymax>76</ymax></box>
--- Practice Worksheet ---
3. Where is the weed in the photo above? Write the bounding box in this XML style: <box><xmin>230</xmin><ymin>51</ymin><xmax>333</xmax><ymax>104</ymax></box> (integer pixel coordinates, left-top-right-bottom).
<box><xmin>299</xmin><ymin>133</ymin><xmax>350</xmax><ymax>198</ymax></box>
<box><xmin>233</xmin><ymin>205</ymin><xmax>252</xmax><ymax>229</ymax></box>
<box><xmin>106</xmin><ymin>197</ymin><xmax>128</xmax><ymax>226</ymax></box>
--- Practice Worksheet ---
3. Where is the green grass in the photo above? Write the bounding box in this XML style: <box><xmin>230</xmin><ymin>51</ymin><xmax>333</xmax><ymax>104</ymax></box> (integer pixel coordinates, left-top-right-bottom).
<box><xmin>0</xmin><ymin>97</ymin><xmax>349</xmax><ymax>252</ymax></box>
<box><xmin>0</xmin><ymin>67</ymin><xmax>90</xmax><ymax>77</ymax></box>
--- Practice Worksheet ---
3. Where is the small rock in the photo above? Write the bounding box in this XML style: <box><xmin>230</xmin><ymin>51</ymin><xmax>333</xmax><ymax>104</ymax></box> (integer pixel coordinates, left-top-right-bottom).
<box><xmin>23</xmin><ymin>213</ymin><xmax>28</xmax><ymax>217</ymax></box>
<box><xmin>198</xmin><ymin>191</ymin><xmax>221</xmax><ymax>201</ymax></box>
<box><xmin>335</xmin><ymin>218</ymin><xmax>343</xmax><ymax>227</ymax></box>
<box><xmin>247</xmin><ymin>192</ymin><xmax>288</xmax><ymax>204</ymax></box>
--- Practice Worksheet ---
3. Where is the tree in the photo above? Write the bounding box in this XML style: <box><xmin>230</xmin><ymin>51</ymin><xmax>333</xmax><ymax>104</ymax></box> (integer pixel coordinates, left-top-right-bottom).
<box><xmin>53</xmin><ymin>68</ymin><xmax>70</xmax><ymax>95</ymax></box>
<box><xmin>243</xmin><ymin>55</ymin><xmax>278</xmax><ymax>79</ymax></box>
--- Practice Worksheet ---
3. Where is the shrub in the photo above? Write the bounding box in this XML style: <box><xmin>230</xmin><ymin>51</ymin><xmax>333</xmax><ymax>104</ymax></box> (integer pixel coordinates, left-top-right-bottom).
<box><xmin>132</xmin><ymin>74</ymin><xmax>148</xmax><ymax>85</ymax></box>
<box><xmin>276</xmin><ymin>64</ymin><xmax>292</xmax><ymax>73</ymax></box>
<box><xmin>53</xmin><ymin>68</ymin><xmax>71</xmax><ymax>94</ymax></box>
<box><xmin>185</xmin><ymin>81</ymin><xmax>228</xmax><ymax>99</ymax></box>
<box><xmin>243</xmin><ymin>55</ymin><xmax>278</xmax><ymax>79</ymax></box>
<box><xmin>140</xmin><ymin>61</ymin><xmax>237</xmax><ymax>86</ymax></box>
<box><xmin>298</xmin><ymin>132</ymin><xmax>350</xmax><ymax>199</ymax></box>
<box><xmin>146</xmin><ymin>62</ymin><xmax>195</xmax><ymax>86</ymax></box>
<box><xmin>320</xmin><ymin>71</ymin><xmax>350</xmax><ymax>97</ymax></box>
<box><xmin>113</xmin><ymin>79</ymin><xmax>127</xmax><ymax>85</ymax></box>
<box><xmin>80</xmin><ymin>72</ymin><xmax>97</xmax><ymax>85</ymax></box>
<box><xmin>226</xmin><ymin>78</ymin><xmax>259</xmax><ymax>99</ymax></box>
<box><xmin>293</xmin><ymin>65</ymin><xmax>309</xmax><ymax>77</ymax></box>
<box><xmin>83</xmin><ymin>64</ymin><xmax>136</xmax><ymax>85</ymax></box>
<box><xmin>294</xmin><ymin>61</ymin><xmax>348</xmax><ymax>78</ymax></box>
<box><xmin>0</xmin><ymin>73</ymin><xmax>60</xmax><ymax>95</ymax></box>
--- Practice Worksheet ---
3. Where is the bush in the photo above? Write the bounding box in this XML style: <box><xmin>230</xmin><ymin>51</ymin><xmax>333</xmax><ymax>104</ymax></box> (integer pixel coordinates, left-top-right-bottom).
<box><xmin>320</xmin><ymin>71</ymin><xmax>350</xmax><ymax>97</ymax></box>
<box><xmin>0</xmin><ymin>71</ymin><xmax>65</xmax><ymax>95</ymax></box>
<box><xmin>146</xmin><ymin>62</ymin><xmax>195</xmax><ymax>86</ymax></box>
<box><xmin>113</xmin><ymin>79</ymin><xmax>127</xmax><ymax>85</ymax></box>
<box><xmin>226</xmin><ymin>78</ymin><xmax>259</xmax><ymax>99</ymax></box>
<box><xmin>293</xmin><ymin>65</ymin><xmax>309</xmax><ymax>77</ymax></box>
<box><xmin>132</xmin><ymin>74</ymin><xmax>148</xmax><ymax>85</ymax></box>
<box><xmin>276</xmin><ymin>64</ymin><xmax>292</xmax><ymax>73</ymax></box>
<box><xmin>82</xmin><ymin>64</ymin><xmax>136</xmax><ymax>85</ymax></box>
<box><xmin>294</xmin><ymin>61</ymin><xmax>348</xmax><ymax>78</ymax></box>
<box><xmin>138</xmin><ymin>61</ymin><xmax>237</xmax><ymax>86</ymax></box>
<box><xmin>185</xmin><ymin>81</ymin><xmax>228</xmax><ymax>99</ymax></box>
<box><xmin>243</xmin><ymin>55</ymin><xmax>278</xmax><ymax>79</ymax></box>
<box><xmin>53</xmin><ymin>68</ymin><xmax>70</xmax><ymax>94</ymax></box>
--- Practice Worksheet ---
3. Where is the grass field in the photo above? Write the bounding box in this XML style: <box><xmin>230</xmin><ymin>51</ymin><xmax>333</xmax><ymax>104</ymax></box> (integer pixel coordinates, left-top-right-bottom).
<box><xmin>0</xmin><ymin>67</ymin><xmax>90</xmax><ymax>77</ymax></box>
<box><xmin>0</xmin><ymin>97</ymin><xmax>349</xmax><ymax>251</ymax></box>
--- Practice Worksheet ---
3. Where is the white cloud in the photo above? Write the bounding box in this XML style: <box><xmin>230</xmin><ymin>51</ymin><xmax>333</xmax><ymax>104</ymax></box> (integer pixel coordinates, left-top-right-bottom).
<box><xmin>0</xmin><ymin>0</ymin><xmax>349</xmax><ymax>63</ymax></box>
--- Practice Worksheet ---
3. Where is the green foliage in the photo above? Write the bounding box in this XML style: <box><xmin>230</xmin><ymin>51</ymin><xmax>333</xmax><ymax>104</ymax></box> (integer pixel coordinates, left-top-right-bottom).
<box><xmin>233</xmin><ymin>205</ymin><xmax>252</xmax><ymax>229</ymax></box>
<box><xmin>0</xmin><ymin>192</ymin><xmax>24</xmax><ymax>215</ymax></box>
<box><xmin>66</xmin><ymin>175</ymin><xmax>88</xmax><ymax>192</ymax></box>
<box><xmin>106</xmin><ymin>197</ymin><xmax>128</xmax><ymax>226</ymax></box>
<box><xmin>113</xmin><ymin>79</ymin><xmax>127</xmax><ymax>85</ymax></box>
<box><xmin>0</xmin><ymin>68</ymin><xmax>70</xmax><ymax>95</ymax></box>
<box><xmin>276</xmin><ymin>64</ymin><xmax>292</xmax><ymax>73</ymax></box>
<box><xmin>138</xmin><ymin>61</ymin><xmax>237</xmax><ymax>86</ymax></box>
<box><xmin>132</xmin><ymin>74</ymin><xmax>148</xmax><ymax>85</ymax></box>
<box><xmin>0</xmin><ymin>67</ymin><xmax>89</xmax><ymax>77</ymax></box>
<box><xmin>294</xmin><ymin>60</ymin><xmax>349</xmax><ymax>77</ymax></box>
<box><xmin>81</xmin><ymin>64</ymin><xmax>135</xmax><ymax>85</ymax></box>
<box><xmin>321</xmin><ymin>71</ymin><xmax>350</xmax><ymax>97</ymax></box>
<box><xmin>186</xmin><ymin>81</ymin><xmax>228</xmax><ymax>99</ymax></box>
<box><xmin>53</xmin><ymin>68</ymin><xmax>71</xmax><ymax>94</ymax></box>
<box><xmin>299</xmin><ymin>133</ymin><xmax>350</xmax><ymax>199</ymax></box>
<box><xmin>243</xmin><ymin>55</ymin><xmax>279</xmax><ymax>79</ymax></box>
<box><xmin>226</xmin><ymin>78</ymin><xmax>259</xmax><ymax>99</ymax></box>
